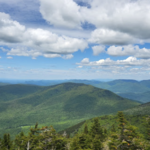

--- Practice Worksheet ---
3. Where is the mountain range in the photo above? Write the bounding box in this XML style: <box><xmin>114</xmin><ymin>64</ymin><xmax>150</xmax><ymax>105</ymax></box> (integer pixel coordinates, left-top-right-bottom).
<box><xmin>0</xmin><ymin>83</ymin><xmax>139</xmax><ymax>137</ymax></box>
<box><xmin>1</xmin><ymin>79</ymin><xmax>150</xmax><ymax>103</ymax></box>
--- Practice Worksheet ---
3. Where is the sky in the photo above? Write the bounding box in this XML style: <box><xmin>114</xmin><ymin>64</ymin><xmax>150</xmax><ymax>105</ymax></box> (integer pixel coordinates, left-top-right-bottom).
<box><xmin>0</xmin><ymin>0</ymin><xmax>150</xmax><ymax>80</ymax></box>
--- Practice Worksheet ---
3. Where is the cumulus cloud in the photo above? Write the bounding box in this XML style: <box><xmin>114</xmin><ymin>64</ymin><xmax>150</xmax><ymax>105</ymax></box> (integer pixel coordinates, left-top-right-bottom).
<box><xmin>77</xmin><ymin>66</ymin><xmax>83</xmax><ymax>68</ymax></box>
<box><xmin>89</xmin><ymin>28</ymin><xmax>136</xmax><ymax>45</ymax></box>
<box><xmin>75</xmin><ymin>56</ymin><xmax>150</xmax><ymax>79</ymax></box>
<box><xmin>81</xmin><ymin>58</ymin><xmax>89</xmax><ymax>64</ymax></box>
<box><xmin>0</xmin><ymin>12</ymin><xmax>88</xmax><ymax>59</ymax></box>
<box><xmin>78</xmin><ymin>57</ymin><xmax>150</xmax><ymax>67</ymax></box>
<box><xmin>62</xmin><ymin>54</ymin><xmax>74</xmax><ymax>59</ymax></box>
<box><xmin>7</xmin><ymin>56</ymin><xmax>13</xmax><ymax>59</ymax></box>
<box><xmin>39</xmin><ymin>0</ymin><xmax>150</xmax><ymax>44</ymax></box>
<box><xmin>24</xmin><ymin>28</ymin><xmax>88</xmax><ymax>54</ymax></box>
<box><xmin>107</xmin><ymin>45</ymin><xmax>150</xmax><ymax>59</ymax></box>
<box><xmin>92</xmin><ymin>45</ymin><xmax>105</xmax><ymax>56</ymax></box>
<box><xmin>0</xmin><ymin>12</ymin><xmax>25</xmax><ymax>43</ymax></box>
<box><xmin>39</xmin><ymin>0</ymin><xmax>83</xmax><ymax>29</ymax></box>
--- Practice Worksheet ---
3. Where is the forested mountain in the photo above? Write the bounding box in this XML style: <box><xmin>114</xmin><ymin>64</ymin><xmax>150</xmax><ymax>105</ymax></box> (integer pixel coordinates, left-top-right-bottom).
<box><xmin>93</xmin><ymin>79</ymin><xmax>150</xmax><ymax>103</ymax></box>
<box><xmin>1</xmin><ymin>111</ymin><xmax>150</xmax><ymax>149</ymax></box>
<box><xmin>0</xmin><ymin>83</ymin><xmax>139</xmax><ymax>137</ymax></box>
<box><xmin>94</xmin><ymin>79</ymin><xmax>150</xmax><ymax>93</ymax></box>
<box><xmin>118</xmin><ymin>91</ymin><xmax>150</xmax><ymax>103</ymax></box>
<box><xmin>0</xmin><ymin>84</ymin><xmax>45</xmax><ymax>102</ymax></box>
<box><xmin>124</xmin><ymin>102</ymin><xmax>150</xmax><ymax>115</ymax></box>
<box><xmin>61</xmin><ymin>101</ymin><xmax>150</xmax><ymax>136</ymax></box>
<box><xmin>1</xmin><ymin>79</ymin><xmax>150</xmax><ymax>103</ymax></box>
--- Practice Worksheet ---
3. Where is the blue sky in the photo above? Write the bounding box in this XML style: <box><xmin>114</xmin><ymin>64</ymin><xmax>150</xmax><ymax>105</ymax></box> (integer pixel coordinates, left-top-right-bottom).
<box><xmin>0</xmin><ymin>0</ymin><xmax>150</xmax><ymax>80</ymax></box>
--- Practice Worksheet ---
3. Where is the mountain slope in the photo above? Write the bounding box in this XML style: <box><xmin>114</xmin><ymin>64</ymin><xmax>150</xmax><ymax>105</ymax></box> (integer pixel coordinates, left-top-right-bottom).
<box><xmin>0</xmin><ymin>84</ymin><xmax>45</xmax><ymax>102</ymax></box>
<box><xmin>124</xmin><ymin>102</ymin><xmax>150</xmax><ymax>115</ymax></box>
<box><xmin>118</xmin><ymin>91</ymin><xmax>150</xmax><ymax>103</ymax></box>
<box><xmin>61</xmin><ymin>102</ymin><xmax>150</xmax><ymax>137</ymax></box>
<box><xmin>95</xmin><ymin>79</ymin><xmax>150</xmax><ymax>93</ymax></box>
<box><xmin>0</xmin><ymin>83</ymin><xmax>140</xmax><ymax>137</ymax></box>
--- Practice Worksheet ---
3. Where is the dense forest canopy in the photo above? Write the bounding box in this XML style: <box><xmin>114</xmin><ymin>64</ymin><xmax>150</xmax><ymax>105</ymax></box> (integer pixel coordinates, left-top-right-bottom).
<box><xmin>0</xmin><ymin>112</ymin><xmax>150</xmax><ymax>149</ymax></box>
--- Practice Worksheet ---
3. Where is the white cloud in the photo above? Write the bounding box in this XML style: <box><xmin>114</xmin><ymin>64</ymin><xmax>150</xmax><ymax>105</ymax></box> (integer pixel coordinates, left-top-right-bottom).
<box><xmin>62</xmin><ymin>54</ymin><xmax>74</xmax><ymax>59</ymax></box>
<box><xmin>39</xmin><ymin>0</ymin><xmax>150</xmax><ymax>44</ymax></box>
<box><xmin>0</xmin><ymin>56</ymin><xmax>1</xmax><ymax>59</ymax></box>
<box><xmin>77</xmin><ymin>66</ymin><xmax>83</xmax><ymax>68</ymax></box>
<box><xmin>43</xmin><ymin>54</ymin><xmax>61</xmax><ymax>58</ymax></box>
<box><xmin>0</xmin><ymin>12</ymin><xmax>25</xmax><ymax>43</ymax></box>
<box><xmin>92</xmin><ymin>45</ymin><xmax>105</xmax><ymax>56</ymax></box>
<box><xmin>39</xmin><ymin>0</ymin><xmax>83</xmax><ymax>29</ymax></box>
<box><xmin>81</xmin><ymin>58</ymin><xmax>89</xmax><ymax>64</ymax></box>
<box><xmin>83</xmin><ymin>0</ymin><xmax>150</xmax><ymax>39</ymax></box>
<box><xmin>107</xmin><ymin>45</ymin><xmax>150</xmax><ymax>59</ymax></box>
<box><xmin>0</xmin><ymin>12</ymin><xmax>88</xmax><ymax>59</ymax></box>
<box><xmin>76</xmin><ymin>56</ymin><xmax>150</xmax><ymax>79</ymax></box>
<box><xmin>78</xmin><ymin>56</ymin><xmax>150</xmax><ymax>67</ymax></box>
<box><xmin>89</xmin><ymin>28</ymin><xmax>136</xmax><ymax>45</ymax></box>
<box><xmin>7</xmin><ymin>56</ymin><xmax>13</xmax><ymax>59</ymax></box>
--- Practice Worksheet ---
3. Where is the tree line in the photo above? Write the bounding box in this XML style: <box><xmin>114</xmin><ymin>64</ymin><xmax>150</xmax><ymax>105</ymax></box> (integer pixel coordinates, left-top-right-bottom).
<box><xmin>0</xmin><ymin>112</ymin><xmax>150</xmax><ymax>149</ymax></box>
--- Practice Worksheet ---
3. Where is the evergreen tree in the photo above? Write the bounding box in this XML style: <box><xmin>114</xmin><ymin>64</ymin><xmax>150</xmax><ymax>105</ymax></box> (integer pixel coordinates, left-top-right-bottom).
<box><xmin>109</xmin><ymin>112</ymin><xmax>144</xmax><ymax>150</ymax></box>
<box><xmin>146</xmin><ymin>117</ymin><xmax>150</xmax><ymax>141</ymax></box>
<box><xmin>70</xmin><ymin>136</ymin><xmax>80</xmax><ymax>150</ymax></box>
<box><xmin>1</xmin><ymin>133</ymin><xmax>12</xmax><ymax>150</ymax></box>
<box><xmin>92</xmin><ymin>135</ymin><xmax>103</xmax><ymax>150</ymax></box>
<box><xmin>14</xmin><ymin>131</ymin><xmax>28</xmax><ymax>149</ymax></box>
<box><xmin>111</xmin><ymin>124</ymin><xmax>116</xmax><ymax>133</ymax></box>
<box><xmin>84</xmin><ymin>124</ymin><xmax>88</xmax><ymax>134</ymax></box>
<box><xmin>90</xmin><ymin>117</ymin><xmax>104</xmax><ymax>141</ymax></box>
<box><xmin>118</xmin><ymin>111</ymin><xmax>127</xmax><ymax>141</ymax></box>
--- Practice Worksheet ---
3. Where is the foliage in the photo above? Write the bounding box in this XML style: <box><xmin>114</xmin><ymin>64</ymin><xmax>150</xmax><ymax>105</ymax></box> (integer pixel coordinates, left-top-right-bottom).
<box><xmin>0</xmin><ymin>83</ymin><xmax>139</xmax><ymax>138</ymax></box>
<box><xmin>1</xmin><ymin>112</ymin><xmax>150</xmax><ymax>149</ymax></box>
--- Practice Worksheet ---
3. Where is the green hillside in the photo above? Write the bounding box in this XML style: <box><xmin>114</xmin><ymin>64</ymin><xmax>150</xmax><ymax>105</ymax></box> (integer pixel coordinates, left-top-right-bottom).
<box><xmin>95</xmin><ymin>79</ymin><xmax>150</xmax><ymax>93</ymax></box>
<box><xmin>124</xmin><ymin>102</ymin><xmax>150</xmax><ymax>116</ymax></box>
<box><xmin>63</xmin><ymin>101</ymin><xmax>150</xmax><ymax>136</ymax></box>
<box><xmin>0</xmin><ymin>84</ymin><xmax>45</xmax><ymax>102</ymax></box>
<box><xmin>0</xmin><ymin>83</ymin><xmax>139</xmax><ymax>137</ymax></box>
<box><xmin>62</xmin><ymin>105</ymin><xmax>150</xmax><ymax>140</ymax></box>
<box><xmin>0</xmin><ymin>82</ymin><xmax>10</xmax><ymax>86</ymax></box>
<box><xmin>118</xmin><ymin>91</ymin><xmax>150</xmax><ymax>103</ymax></box>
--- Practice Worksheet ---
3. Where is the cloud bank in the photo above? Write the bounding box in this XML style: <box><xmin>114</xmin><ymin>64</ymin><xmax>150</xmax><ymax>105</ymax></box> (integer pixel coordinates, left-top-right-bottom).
<box><xmin>0</xmin><ymin>12</ymin><xmax>88</xmax><ymax>59</ymax></box>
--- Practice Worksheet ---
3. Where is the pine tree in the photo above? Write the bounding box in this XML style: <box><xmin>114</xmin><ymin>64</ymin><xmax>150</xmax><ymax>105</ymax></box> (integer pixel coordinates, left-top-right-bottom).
<box><xmin>109</xmin><ymin>112</ymin><xmax>144</xmax><ymax>150</ymax></box>
<box><xmin>92</xmin><ymin>135</ymin><xmax>103</xmax><ymax>150</ymax></box>
<box><xmin>111</xmin><ymin>124</ymin><xmax>116</xmax><ymax>133</ymax></box>
<box><xmin>14</xmin><ymin>131</ymin><xmax>28</xmax><ymax>149</ymax></box>
<box><xmin>146</xmin><ymin>117</ymin><xmax>150</xmax><ymax>141</ymax></box>
<box><xmin>70</xmin><ymin>136</ymin><xmax>80</xmax><ymax>150</ymax></box>
<box><xmin>90</xmin><ymin>117</ymin><xmax>104</xmax><ymax>141</ymax></box>
<box><xmin>1</xmin><ymin>133</ymin><xmax>12</xmax><ymax>150</ymax></box>
<box><xmin>118</xmin><ymin>111</ymin><xmax>127</xmax><ymax>141</ymax></box>
<box><xmin>84</xmin><ymin>124</ymin><xmax>88</xmax><ymax>134</ymax></box>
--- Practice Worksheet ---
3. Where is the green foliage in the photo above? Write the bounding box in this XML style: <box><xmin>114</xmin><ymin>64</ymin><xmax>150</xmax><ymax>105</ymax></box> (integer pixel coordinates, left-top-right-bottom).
<box><xmin>90</xmin><ymin>118</ymin><xmax>105</xmax><ymax>141</ymax></box>
<box><xmin>1</xmin><ymin>112</ymin><xmax>150</xmax><ymax>149</ymax></box>
<box><xmin>0</xmin><ymin>133</ymin><xmax>12</xmax><ymax>150</ymax></box>
<box><xmin>118</xmin><ymin>91</ymin><xmax>150</xmax><ymax>103</ymax></box>
<box><xmin>0</xmin><ymin>83</ymin><xmax>139</xmax><ymax>138</ymax></box>
<box><xmin>109</xmin><ymin>112</ymin><xmax>144</xmax><ymax>150</ymax></box>
<box><xmin>145</xmin><ymin>117</ymin><xmax>150</xmax><ymax>141</ymax></box>
<box><xmin>70</xmin><ymin>118</ymin><xmax>104</xmax><ymax>150</ymax></box>
<box><xmin>83</xmin><ymin>124</ymin><xmax>88</xmax><ymax>134</ymax></box>
<box><xmin>124</xmin><ymin>102</ymin><xmax>150</xmax><ymax>116</ymax></box>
